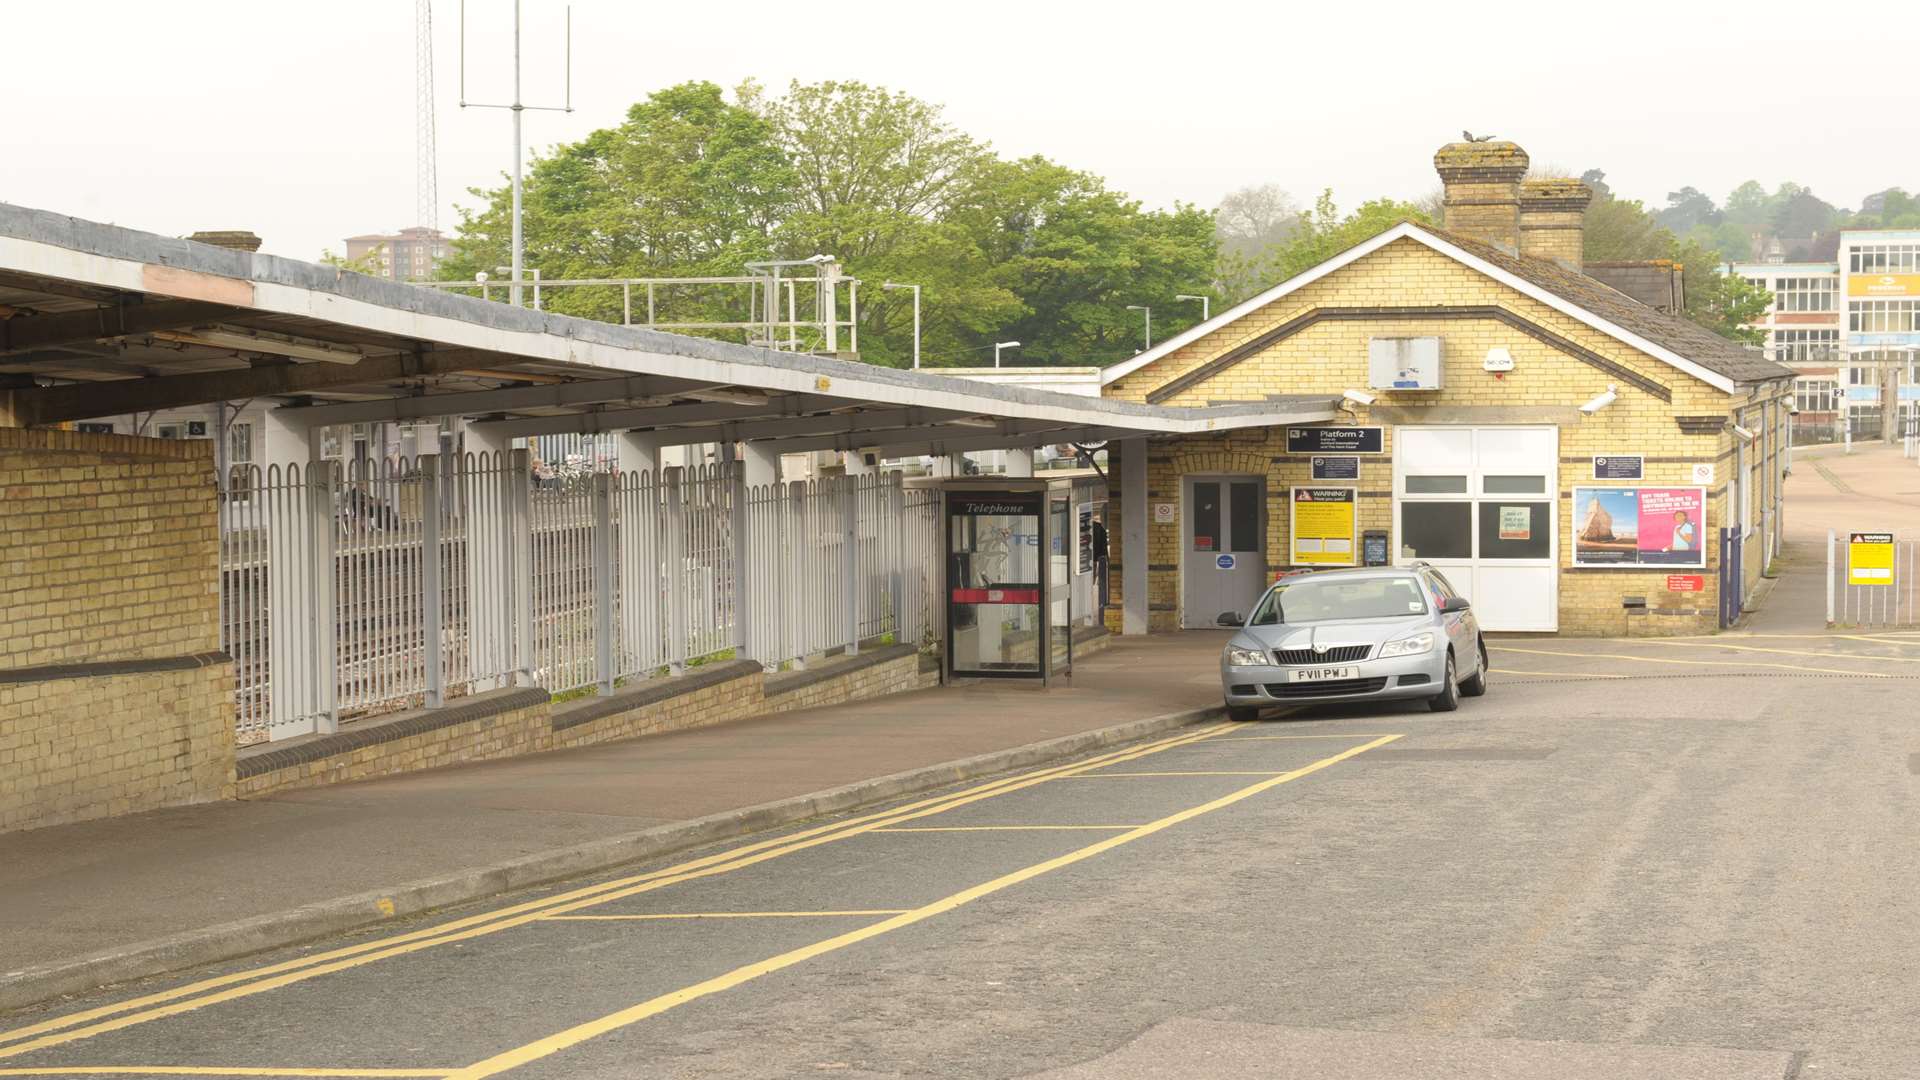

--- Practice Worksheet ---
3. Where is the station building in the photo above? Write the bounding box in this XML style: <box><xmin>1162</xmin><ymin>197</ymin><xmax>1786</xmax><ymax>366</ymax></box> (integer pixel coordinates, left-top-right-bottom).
<box><xmin>1102</xmin><ymin>140</ymin><xmax>1795</xmax><ymax>637</ymax></box>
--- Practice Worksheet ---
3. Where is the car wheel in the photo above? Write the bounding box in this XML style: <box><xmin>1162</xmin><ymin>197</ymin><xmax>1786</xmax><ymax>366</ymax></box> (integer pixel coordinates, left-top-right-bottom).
<box><xmin>1460</xmin><ymin>638</ymin><xmax>1489</xmax><ymax>698</ymax></box>
<box><xmin>1226</xmin><ymin>704</ymin><xmax>1262</xmax><ymax>722</ymax></box>
<box><xmin>1428</xmin><ymin>651</ymin><xmax>1461</xmax><ymax>712</ymax></box>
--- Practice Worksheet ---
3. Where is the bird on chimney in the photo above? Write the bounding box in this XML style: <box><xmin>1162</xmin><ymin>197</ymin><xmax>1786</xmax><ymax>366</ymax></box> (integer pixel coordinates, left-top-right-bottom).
<box><xmin>1461</xmin><ymin>130</ymin><xmax>1496</xmax><ymax>143</ymax></box>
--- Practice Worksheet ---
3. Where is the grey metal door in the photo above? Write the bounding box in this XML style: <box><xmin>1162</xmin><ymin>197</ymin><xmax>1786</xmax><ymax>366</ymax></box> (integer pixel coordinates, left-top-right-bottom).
<box><xmin>1183</xmin><ymin>476</ymin><xmax>1267</xmax><ymax>627</ymax></box>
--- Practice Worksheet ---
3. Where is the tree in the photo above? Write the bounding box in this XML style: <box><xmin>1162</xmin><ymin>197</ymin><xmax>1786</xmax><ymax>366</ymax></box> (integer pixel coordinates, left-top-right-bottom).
<box><xmin>1723</xmin><ymin>180</ymin><xmax>1773</xmax><ymax>227</ymax></box>
<box><xmin>1584</xmin><ymin>196</ymin><xmax>1670</xmax><ymax>261</ymax></box>
<box><xmin>1657</xmin><ymin>186</ymin><xmax>1719</xmax><ymax>234</ymax></box>
<box><xmin>1582</xmin><ymin>192</ymin><xmax>1767</xmax><ymax>344</ymax></box>
<box><xmin>1772</xmin><ymin>186</ymin><xmax>1839</xmax><ymax>239</ymax></box>
<box><xmin>1215</xmin><ymin>184</ymin><xmax>1301</xmax><ymax>263</ymax></box>
<box><xmin>320</xmin><ymin>245</ymin><xmax>387</xmax><ymax>276</ymax></box>
<box><xmin>1215</xmin><ymin>190</ymin><xmax>1432</xmax><ymax>305</ymax></box>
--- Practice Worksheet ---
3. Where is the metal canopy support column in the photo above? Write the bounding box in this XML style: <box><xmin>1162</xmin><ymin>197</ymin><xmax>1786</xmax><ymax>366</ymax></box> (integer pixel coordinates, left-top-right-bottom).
<box><xmin>507</xmin><ymin>447</ymin><xmax>536</xmax><ymax>685</ymax></box>
<box><xmin>734</xmin><ymin>443</ymin><xmax>779</xmax><ymax>665</ymax></box>
<box><xmin>592</xmin><ymin>471</ymin><xmax>615</xmax><ymax>695</ymax></box>
<box><xmin>664</xmin><ymin>466</ymin><xmax>688</xmax><ymax>675</ymax></box>
<box><xmin>419</xmin><ymin>455</ymin><xmax>444</xmax><ymax>708</ymax></box>
<box><xmin>1120</xmin><ymin>439</ymin><xmax>1149</xmax><ymax>636</ymax></box>
<box><xmin>887</xmin><ymin>473</ymin><xmax>908</xmax><ymax>645</ymax></box>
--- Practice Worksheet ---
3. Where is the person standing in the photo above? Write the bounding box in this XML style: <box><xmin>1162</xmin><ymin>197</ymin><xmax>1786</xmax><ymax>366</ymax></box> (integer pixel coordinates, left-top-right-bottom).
<box><xmin>1090</xmin><ymin>515</ymin><xmax>1110</xmax><ymax>612</ymax></box>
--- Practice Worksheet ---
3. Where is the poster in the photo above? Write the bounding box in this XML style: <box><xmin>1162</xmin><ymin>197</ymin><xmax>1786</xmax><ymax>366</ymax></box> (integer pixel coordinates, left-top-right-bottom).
<box><xmin>1498</xmin><ymin>506</ymin><xmax>1531</xmax><ymax>540</ymax></box>
<box><xmin>1848</xmin><ymin>532</ymin><xmax>1895</xmax><ymax>586</ymax></box>
<box><xmin>1572</xmin><ymin>486</ymin><xmax>1707</xmax><ymax>568</ymax></box>
<box><xmin>1076</xmin><ymin>503</ymin><xmax>1095</xmax><ymax>575</ymax></box>
<box><xmin>1289</xmin><ymin>486</ymin><xmax>1357</xmax><ymax>567</ymax></box>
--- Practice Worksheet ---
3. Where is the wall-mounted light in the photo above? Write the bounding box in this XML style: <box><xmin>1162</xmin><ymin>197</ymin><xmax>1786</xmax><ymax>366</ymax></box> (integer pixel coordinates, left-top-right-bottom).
<box><xmin>1579</xmin><ymin>385</ymin><xmax>1618</xmax><ymax>414</ymax></box>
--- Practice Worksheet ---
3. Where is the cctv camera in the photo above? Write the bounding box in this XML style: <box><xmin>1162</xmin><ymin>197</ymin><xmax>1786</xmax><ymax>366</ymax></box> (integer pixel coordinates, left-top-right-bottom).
<box><xmin>1579</xmin><ymin>385</ymin><xmax>1618</xmax><ymax>414</ymax></box>
<box><xmin>1342</xmin><ymin>388</ymin><xmax>1377</xmax><ymax>406</ymax></box>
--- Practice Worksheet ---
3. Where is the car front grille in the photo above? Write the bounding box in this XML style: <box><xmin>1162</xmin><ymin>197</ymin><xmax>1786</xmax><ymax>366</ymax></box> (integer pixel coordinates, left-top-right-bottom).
<box><xmin>1264</xmin><ymin>677</ymin><xmax>1390</xmax><ymax>698</ymax></box>
<box><xmin>1270</xmin><ymin>645</ymin><xmax>1371</xmax><ymax>665</ymax></box>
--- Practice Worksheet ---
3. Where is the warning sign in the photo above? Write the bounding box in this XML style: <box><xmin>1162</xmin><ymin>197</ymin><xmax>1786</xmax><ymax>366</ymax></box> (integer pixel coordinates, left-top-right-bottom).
<box><xmin>1290</xmin><ymin>486</ymin><xmax>1357</xmax><ymax>567</ymax></box>
<box><xmin>1666</xmin><ymin>574</ymin><xmax>1705</xmax><ymax>593</ymax></box>
<box><xmin>1849</xmin><ymin>532</ymin><xmax>1895</xmax><ymax>586</ymax></box>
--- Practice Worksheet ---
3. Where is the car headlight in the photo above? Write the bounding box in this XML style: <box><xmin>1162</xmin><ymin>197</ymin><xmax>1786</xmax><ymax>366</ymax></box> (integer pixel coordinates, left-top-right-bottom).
<box><xmin>1224</xmin><ymin>645</ymin><xmax>1269</xmax><ymax>667</ymax></box>
<box><xmin>1377</xmin><ymin>632</ymin><xmax>1435</xmax><ymax>658</ymax></box>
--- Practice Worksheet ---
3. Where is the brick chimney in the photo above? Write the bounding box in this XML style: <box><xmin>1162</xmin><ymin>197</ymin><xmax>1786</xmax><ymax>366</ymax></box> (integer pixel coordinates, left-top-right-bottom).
<box><xmin>1518</xmin><ymin>178</ymin><xmax>1593</xmax><ymax>270</ymax></box>
<box><xmin>186</xmin><ymin>230</ymin><xmax>263</xmax><ymax>253</ymax></box>
<box><xmin>1433</xmin><ymin>140</ymin><xmax>1529</xmax><ymax>253</ymax></box>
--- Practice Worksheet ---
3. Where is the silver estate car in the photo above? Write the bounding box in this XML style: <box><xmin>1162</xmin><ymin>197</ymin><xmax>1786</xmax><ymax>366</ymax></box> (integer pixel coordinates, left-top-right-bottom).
<box><xmin>1219</xmin><ymin>564</ymin><xmax>1487</xmax><ymax>719</ymax></box>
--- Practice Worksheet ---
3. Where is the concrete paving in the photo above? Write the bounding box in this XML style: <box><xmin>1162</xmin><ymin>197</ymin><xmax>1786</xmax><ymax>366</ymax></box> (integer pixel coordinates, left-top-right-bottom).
<box><xmin>0</xmin><ymin>633</ymin><xmax>1228</xmax><ymax>988</ymax></box>
<box><xmin>2</xmin><ymin>631</ymin><xmax>1917</xmax><ymax>1078</ymax></box>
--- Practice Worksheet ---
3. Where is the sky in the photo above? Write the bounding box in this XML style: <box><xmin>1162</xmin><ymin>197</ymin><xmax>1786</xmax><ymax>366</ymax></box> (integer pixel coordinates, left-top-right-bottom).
<box><xmin>6</xmin><ymin>0</ymin><xmax>1917</xmax><ymax>262</ymax></box>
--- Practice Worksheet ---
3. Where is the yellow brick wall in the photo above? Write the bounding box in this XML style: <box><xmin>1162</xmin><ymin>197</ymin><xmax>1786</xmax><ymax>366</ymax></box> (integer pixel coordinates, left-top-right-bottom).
<box><xmin>0</xmin><ymin>430</ymin><xmax>234</xmax><ymax>832</ymax></box>
<box><xmin>1103</xmin><ymin>237</ymin><xmax>1791</xmax><ymax>636</ymax></box>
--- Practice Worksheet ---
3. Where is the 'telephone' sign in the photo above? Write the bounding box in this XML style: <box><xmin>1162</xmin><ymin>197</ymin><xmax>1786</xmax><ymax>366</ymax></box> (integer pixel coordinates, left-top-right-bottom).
<box><xmin>1848</xmin><ymin>532</ymin><xmax>1895</xmax><ymax>586</ymax></box>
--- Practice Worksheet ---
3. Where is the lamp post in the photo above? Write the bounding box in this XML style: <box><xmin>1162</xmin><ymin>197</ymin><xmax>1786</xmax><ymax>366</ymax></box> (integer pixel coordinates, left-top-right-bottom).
<box><xmin>1126</xmin><ymin>305</ymin><xmax>1152</xmax><ymax>350</ymax></box>
<box><xmin>994</xmin><ymin>340</ymin><xmax>1021</xmax><ymax>368</ymax></box>
<box><xmin>1176</xmin><ymin>293</ymin><xmax>1210</xmax><ymax>321</ymax></box>
<box><xmin>882</xmin><ymin>282</ymin><xmax>922</xmax><ymax>369</ymax></box>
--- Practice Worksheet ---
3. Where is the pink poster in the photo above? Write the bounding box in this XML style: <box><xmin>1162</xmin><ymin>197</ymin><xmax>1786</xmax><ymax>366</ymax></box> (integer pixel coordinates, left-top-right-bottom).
<box><xmin>1634</xmin><ymin>487</ymin><xmax>1706</xmax><ymax>566</ymax></box>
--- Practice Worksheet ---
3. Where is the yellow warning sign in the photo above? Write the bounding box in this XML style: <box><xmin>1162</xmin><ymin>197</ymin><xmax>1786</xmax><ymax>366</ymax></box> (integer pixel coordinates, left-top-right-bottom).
<box><xmin>1290</xmin><ymin>486</ymin><xmax>1357</xmax><ymax>566</ymax></box>
<box><xmin>1848</xmin><ymin>531</ymin><xmax>1895</xmax><ymax>586</ymax></box>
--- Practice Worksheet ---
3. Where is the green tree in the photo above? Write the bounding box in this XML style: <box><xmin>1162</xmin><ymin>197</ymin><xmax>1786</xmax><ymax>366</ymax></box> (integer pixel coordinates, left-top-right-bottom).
<box><xmin>1215</xmin><ymin>190</ymin><xmax>1432</xmax><ymax>305</ymax></box>
<box><xmin>1582</xmin><ymin>192</ymin><xmax>1767</xmax><ymax>344</ymax></box>
<box><xmin>320</xmin><ymin>245</ymin><xmax>387</xmax><ymax>276</ymax></box>
<box><xmin>1656</xmin><ymin>186</ymin><xmax>1719</xmax><ymax>234</ymax></box>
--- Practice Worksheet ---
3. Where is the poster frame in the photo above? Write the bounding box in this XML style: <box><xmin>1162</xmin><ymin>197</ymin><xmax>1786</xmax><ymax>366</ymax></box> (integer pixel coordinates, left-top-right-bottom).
<box><xmin>1570</xmin><ymin>485</ymin><xmax>1709</xmax><ymax>569</ymax></box>
<box><xmin>1288</xmin><ymin>484</ymin><xmax>1359</xmax><ymax>568</ymax></box>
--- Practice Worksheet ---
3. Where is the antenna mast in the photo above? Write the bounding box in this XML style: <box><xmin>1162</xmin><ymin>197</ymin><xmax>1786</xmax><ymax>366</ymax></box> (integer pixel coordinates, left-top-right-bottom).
<box><xmin>415</xmin><ymin>0</ymin><xmax>438</xmax><ymax>231</ymax></box>
<box><xmin>459</xmin><ymin>0</ymin><xmax>574</xmax><ymax>307</ymax></box>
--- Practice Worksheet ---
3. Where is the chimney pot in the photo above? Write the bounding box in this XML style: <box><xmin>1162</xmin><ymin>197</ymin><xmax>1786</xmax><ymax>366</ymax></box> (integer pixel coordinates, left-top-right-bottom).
<box><xmin>1434</xmin><ymin>140</ymin><xmax>1529</xmax><ymax>253</ymax></box>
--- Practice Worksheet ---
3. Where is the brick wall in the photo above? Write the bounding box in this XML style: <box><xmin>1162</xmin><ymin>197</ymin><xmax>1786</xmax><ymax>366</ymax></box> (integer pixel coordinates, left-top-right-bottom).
<box><xmin>0</xmin><ymin>430</ymin><xmax>234</xmax><ymax>832</ymax></box>
<box><xmin>1103</xmin><ymin>238</ymin><xmax>1791</xmax><ymax>637</ymax></box>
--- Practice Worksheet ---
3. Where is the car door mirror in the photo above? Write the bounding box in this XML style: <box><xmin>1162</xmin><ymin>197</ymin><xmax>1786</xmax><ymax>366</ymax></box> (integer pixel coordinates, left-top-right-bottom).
<box><xmin>1439</xmin><ymin>596</ymin><xmax>1471</xmax><ymax>614</ymax></box>
<box><xmin>1216</xmin><ymin>610</ymin><xmax>1246</xmax><ymax>627</ymax></box>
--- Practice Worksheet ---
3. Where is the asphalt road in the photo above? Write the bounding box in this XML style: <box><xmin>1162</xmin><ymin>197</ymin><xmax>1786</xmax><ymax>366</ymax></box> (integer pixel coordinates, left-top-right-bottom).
<box><xmin>4</xmin><ymin>630</ymin><xmax>1920</xmax><ymax>1079</ymax></box>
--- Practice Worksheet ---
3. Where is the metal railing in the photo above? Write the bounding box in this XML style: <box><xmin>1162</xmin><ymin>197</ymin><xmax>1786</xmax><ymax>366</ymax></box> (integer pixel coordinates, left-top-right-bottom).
<box><xmin>1826</xmin><ymin>528</ymin><xmax>1920</xmax><ymax>628</ymax></box>
<box><xmin>218</xmin><ymin>454</ymin><xmax>940</xmax><ymax>745</ymax></box>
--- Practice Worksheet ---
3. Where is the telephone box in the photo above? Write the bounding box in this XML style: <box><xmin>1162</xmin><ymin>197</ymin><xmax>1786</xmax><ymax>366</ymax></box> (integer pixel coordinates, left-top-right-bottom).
<box><xmin>936</xmin><ymin>479</ymin><xmax>1074</xmax><ymax>685</ymax></box>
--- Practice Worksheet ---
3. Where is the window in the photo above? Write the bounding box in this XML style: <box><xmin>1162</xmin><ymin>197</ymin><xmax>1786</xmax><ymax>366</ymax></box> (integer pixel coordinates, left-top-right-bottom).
<box><xmin>1192</xmin><ymin>482</ymin><xmax>1220</xmax><ymax>552</ymax></box>
<box><xmin>1774</xmin><ymin>277</ymin><xmax>1836</xmax><ymax>312</ymax></box>
<box><xmin>227</xmin><ymin>422</ymin><xmax>253</xmax><ymax>465</ymax></box>
<box><xmin>1249</xmin><ymin>575</ymin><xmax>1429</xmax><ymax>625</ymax></box>
<box><xmin>1228</xmin><ymin>481</ymin><xmax>1260</xmax><ymax>553</ymax></box>
<box><xmin>1848</xmin><ymin>300</ymin><xmax>1920</xmax><ymax>333</ymax></box>
<box><xmin>1794</xmin><ymin>380</ymin><xmax>1838</xmax><ymax>413</ymax></box>
<box><xmin>1849</xmin><ymin>244</ymin><xmax>1920</xmax><ymax>273</ymax></box>
<box><xmin>1771</xmin><ymin>329</ymin><xmax>1839</xmax><ymax>364</ymax></box>
<box><xmin>1399</xmin><ymin>503</ymin><xmax>1473</xmax><ymax>559</ymax></box>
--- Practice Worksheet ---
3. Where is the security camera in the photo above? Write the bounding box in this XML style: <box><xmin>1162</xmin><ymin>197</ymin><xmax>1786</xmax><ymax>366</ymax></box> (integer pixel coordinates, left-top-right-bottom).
<box><xmin>1342</xmin><ymin>388</ymin><xmax>1377</xmax><ymax>407</ymax></box>
<box><xmin>1579</xmin><ymin>385</ymin><xmax>1618</xmax><ymax>414</ymax></box>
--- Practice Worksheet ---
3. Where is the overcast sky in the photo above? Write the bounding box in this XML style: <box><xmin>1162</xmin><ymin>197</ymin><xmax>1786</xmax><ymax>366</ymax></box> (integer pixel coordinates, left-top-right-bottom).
<box><xmin>7</xmin><ymin>0</ymin><xmax>1916</xmax><ymax>261</ymax></box>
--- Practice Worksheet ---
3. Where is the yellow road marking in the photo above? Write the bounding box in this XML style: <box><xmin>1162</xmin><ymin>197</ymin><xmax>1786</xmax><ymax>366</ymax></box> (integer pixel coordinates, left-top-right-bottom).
<box><xmin>442</xmin><ymin>733</ymin><xmax>1406</xmax><ymax>1079</ymax></box>
<box><xmin>1492</xmin><ymin>645</ymin><xmax>1893</xmax><ymax>678</ymax></box>
<box><xmin>1058</xmin><ymin>771</ymin><xmax>1286</xmax><ymax>777</ymax></box>
<box><xmin>870</xmin><ymin>826</ymin><xmax>1142</xmax><ymax>833</ymax></box>
<box><xmin>1209</xmin><ymin>733</ymin><xmax>1401</xmax><ymax>741</ymax></box>
<box><xmin>0</xmin><ymin>724</ymin><xmax>1237</xmax><ymax>1058</ymax></box>
<box><xmin>540</xmin><ymin>911</ymin><xmax>908</xmax><ymax>921</ymax></box>
<box><xmin>0</xmin><ymin>1060</ymin><xmax>445</xmax><ymax>1068</ymax></box>
<box><xmin>0</xmin><ymin>1070</ymin><xmax>448</xmax><ymax>1077</ymax></box>
<box><xmin>1605</xmin><ymin>639</ymin><xmax>1920</xmax><ymax>665</ymax></box>
<box><xmin>1489</xmin><ymin>668</ymin><xmax>1631</xmax><ymax>679</ymax></box>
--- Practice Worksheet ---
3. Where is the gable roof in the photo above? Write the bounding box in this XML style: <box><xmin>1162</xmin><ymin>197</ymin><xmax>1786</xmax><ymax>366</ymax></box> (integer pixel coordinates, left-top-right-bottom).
<box><xmin>1102</xmin><ymin>222</ymin><xmax>1792</xmax><ymax>394</ymax></box>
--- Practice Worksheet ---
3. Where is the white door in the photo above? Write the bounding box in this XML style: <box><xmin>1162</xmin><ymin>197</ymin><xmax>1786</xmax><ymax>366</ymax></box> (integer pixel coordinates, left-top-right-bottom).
<box><xmin>1181</xmin><ymin>476</ymin><xmax>1268</xmax><ymax>627</ymax></box>
<box><xmin>1394</xmin><ymin>426</ymin><xmax>1558</xmax><ymax>631</ymax></box>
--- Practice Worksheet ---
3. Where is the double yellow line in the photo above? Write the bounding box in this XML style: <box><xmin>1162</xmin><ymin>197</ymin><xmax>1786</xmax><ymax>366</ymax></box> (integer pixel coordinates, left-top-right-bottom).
<box><xmin>0</xmin><ymin>723</ymin><xmax>1238</xmax><ymax>1061</ymax></box>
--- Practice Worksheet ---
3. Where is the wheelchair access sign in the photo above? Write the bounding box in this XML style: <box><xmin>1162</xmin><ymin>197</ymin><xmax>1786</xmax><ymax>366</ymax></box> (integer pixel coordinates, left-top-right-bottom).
<box><xmin>1848</xmin><ymin>532</ymin><xmax>1895</xmax><ymax>586</ymax></box>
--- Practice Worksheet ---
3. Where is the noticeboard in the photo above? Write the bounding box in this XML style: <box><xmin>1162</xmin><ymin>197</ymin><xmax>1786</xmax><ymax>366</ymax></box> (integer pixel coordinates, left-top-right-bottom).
<box><xmin>1310</xmin><ymin>455</ymin><xmax>1361</xmax><ymax>480</ymax></box>
<box><xmin>1289</xmin><ymin>486</ymin><xmax>1357</xmax><ymax>566</ymax></box>
<box><xmin>1571</xmin><ymin>486</ymin><xmax>1707</xmax><ymax>568</ymax></box>
<box><xmin>1286</xmin><ymin>426</ymin><xmax>1384</xmax><ymax>455</ymax></box>
<box><xmin>1592</xmin><ymin>455</ymin><xmax>1644</xmax><ymax>480</ymax></box>
<box><xmin>1849</xmin><ymin>532</ymin><xmax>1895</xmax><ymax>586</ymax></box>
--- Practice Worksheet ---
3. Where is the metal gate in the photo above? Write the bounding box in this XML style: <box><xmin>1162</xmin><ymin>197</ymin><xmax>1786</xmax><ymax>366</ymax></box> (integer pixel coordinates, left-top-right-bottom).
<box><xmin>1718</xmin><ymin>527</ymin><xmax>1743</xmax><ymax>629</ymax></box>
<box><xmin>1826</xmin><ymin>528</ymin><xmax>1920</xmax><ymax>627</ymax></box>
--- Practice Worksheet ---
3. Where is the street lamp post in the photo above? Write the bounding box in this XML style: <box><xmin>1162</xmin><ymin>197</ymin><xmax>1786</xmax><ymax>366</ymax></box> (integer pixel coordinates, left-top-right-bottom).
<box><xmin>882</xmin><ymin>282</ymin><xmax>922</xmax><ymax>369</ymax></box>
<box><xmin>1126</xmin><ymin>305</ymin><xmax>1152</xmax><ymax>350</ymax></box>
<box><xmin>1176</xmin><ymin>293</ymin><xmax>1210</xmax><ymax>321</ymax></box>
<box><xmin>994</xmin><ymin>340</ymin><xmax>1021</xmax><ymax>367</ymax></box>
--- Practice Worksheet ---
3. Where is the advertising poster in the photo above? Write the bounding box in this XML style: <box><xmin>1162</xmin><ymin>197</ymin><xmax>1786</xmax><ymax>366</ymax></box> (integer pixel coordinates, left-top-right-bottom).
<box><xmin>1572</xmin><ymin>486</ymin><xmax>1707</xmax><ymax>568</ymax></box>
<box><xmin>1290</xmin><ymin>486</ymin><xmax>1357</xmax><ymax>566</ymax></box>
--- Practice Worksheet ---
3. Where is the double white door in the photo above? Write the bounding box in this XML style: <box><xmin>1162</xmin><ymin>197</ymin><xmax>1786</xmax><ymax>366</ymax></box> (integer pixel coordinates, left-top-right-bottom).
<box><xmin>1393</xmin><ymin>427</ymin><xmax>1558</xmax><ymax>632</ymax></box>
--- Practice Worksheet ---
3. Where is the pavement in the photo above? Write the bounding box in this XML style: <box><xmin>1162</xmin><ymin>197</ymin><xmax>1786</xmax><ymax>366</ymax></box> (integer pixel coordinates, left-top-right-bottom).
<box><xmin>0</xmin><ymin>632</ymin><xmax>1233</xmax><ymax>1008</ymax></box>
<box><xmin>4</xmin><ymin>631</ymin><xmax>1919</xmax><ymax>1078</ymax></box>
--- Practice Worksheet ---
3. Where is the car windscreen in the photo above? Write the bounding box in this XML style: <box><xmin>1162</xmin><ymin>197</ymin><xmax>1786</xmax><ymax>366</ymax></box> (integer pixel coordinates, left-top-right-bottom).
<box><xmin>1249</xmin><ymin>576</ymin><xmax>1430</xmax><ymax>625</ymax></box>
